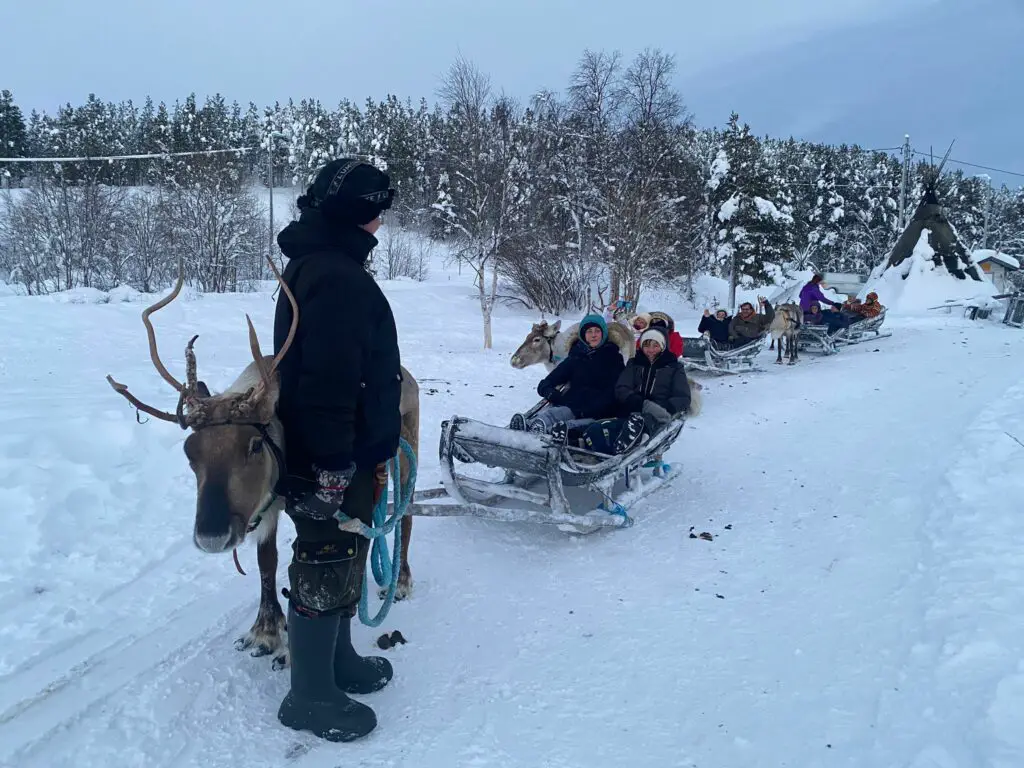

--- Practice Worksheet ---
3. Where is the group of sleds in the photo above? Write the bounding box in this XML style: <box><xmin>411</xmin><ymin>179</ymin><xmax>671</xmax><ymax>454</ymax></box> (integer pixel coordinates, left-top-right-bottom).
<box><xmin>399</xmin><ymin>274</ymin><xmax>890</xmax><ymax>534</ymax></box>
<box><xmin>666</xmin><ymin>274</ymin><xmax>892</xmax><ymax>375</ymax></box>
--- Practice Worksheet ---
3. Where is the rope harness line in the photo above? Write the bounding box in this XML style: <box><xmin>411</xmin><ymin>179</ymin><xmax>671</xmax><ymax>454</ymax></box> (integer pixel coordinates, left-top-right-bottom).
<box><xmin>333</xmin><ymin>437</ymin><xmax>417</xmax><ymax>628</ymax></box>
<box><xmin>232</xmin><ymin>433</ymin><xmax>417</xmax><ymax>630</ymax></box>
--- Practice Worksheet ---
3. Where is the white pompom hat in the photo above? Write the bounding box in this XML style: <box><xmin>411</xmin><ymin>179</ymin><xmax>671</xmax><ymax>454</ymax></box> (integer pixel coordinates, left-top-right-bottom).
<box><xmin>639</xmin><ymin>327</ymin><xmax>667</xmax><ymax>350</ymax></box>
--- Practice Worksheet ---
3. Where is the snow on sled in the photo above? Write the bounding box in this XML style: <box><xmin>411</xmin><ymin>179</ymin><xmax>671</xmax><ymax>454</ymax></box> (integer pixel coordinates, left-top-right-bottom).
<box><xmin>687</xmin><ymin>333</ymin><xmax>766</xmax><ymax>376</ymax></box>
<box><xmin>391</xmin><ymin>407</ymin><xmax>686</xmax><ymax>535</ymax></box>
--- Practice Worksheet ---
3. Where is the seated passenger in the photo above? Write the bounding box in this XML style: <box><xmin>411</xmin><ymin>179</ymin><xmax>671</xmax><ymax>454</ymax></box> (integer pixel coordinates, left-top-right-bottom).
<box><xmin>580</xmin><ymin>326</ymin><xmax>692</xmax><ymax>455</ymax></box>
<box><xmin>855</xmin><ymin>291</ymin><xmax>883</xmax><ymax>318</ymax></box>
<box><xmin>647</xmin><ymin>314</ymin><xmax>684</xmax><ymax>357</ymax></box>
<box><xmin>698</xmin><ymin>308</ymin><xmax>731</xmax><ymax>345</ymax></box>
<box><xmin>631</xmin><ymin>313</ymin><xmax>652</xmax><ymax>335</ymax></box>
<box><xmin>804</xmin><ymin>301</ymin><xmax>826</xmax><ymax>325</ymax></box>
<box><xmin>805</xmin><ymin>301</ymin><xmax>851</xmax><ymax>334</ymax></box>
<box><xmin>509</xmin><ymin>313</ymin><xmax>624</xmax><ymax>437</ymax></box>
<box><xmin>728</xmin><ymin>297</ymin><xmax>774</xmax><ymax>346</ymax></box>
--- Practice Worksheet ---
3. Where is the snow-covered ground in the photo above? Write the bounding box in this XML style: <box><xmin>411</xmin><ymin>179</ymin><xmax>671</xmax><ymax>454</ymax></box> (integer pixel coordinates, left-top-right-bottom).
<box><xmin>2</xmin><ymin>246</ymin><xmax>1024</xmax><ymax>768</ymax></box>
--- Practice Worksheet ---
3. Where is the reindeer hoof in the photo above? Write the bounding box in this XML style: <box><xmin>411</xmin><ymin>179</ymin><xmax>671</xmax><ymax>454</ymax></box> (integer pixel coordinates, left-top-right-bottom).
<box><xmin>378</xmin><ymin>580</ymin><xmax>413</xmax><ymax>602</ymax></box>
<box><xmin>235</xmin><ymin>617</ymin><xmax>287</xmax><ymax>662</ymax></box>
<box><xmin>271</xmin><ymin>650</ymin><xmax>290</xmax><ymax>671</ymax></box>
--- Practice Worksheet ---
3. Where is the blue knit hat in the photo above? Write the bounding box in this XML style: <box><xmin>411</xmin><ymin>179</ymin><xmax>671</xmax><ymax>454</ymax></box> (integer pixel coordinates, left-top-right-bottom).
<box><xmin>578</xmin><ymin>313</ymin><xmax>608</xmax><ymax>344</ymax></box>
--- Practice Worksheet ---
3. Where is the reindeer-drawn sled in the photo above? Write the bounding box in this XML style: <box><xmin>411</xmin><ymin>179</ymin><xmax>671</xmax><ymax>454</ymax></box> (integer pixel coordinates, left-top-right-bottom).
<box><xmin>798</xmin><ymin>309</ymin><xmax>891</xmax><ymax>356</ymax></box>
<box><xmin>387</xmin><ymin>400</ymin><xmax>686</xmax><ymax>535</ymax></box>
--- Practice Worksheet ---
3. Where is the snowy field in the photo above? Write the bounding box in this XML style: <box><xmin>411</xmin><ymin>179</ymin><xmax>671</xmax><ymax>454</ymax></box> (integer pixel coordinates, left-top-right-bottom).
<box><xmin>2</xmin><ymin>244</ymin><xmax>1024</xmax><ymax>768</ymax></box>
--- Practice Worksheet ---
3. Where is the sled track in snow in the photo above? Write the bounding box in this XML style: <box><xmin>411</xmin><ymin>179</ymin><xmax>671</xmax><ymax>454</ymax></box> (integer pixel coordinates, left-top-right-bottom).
<box><xmin>0</xmin><ymin>584</ymin><xmax>256</xmax><ymax>767</ymax></box>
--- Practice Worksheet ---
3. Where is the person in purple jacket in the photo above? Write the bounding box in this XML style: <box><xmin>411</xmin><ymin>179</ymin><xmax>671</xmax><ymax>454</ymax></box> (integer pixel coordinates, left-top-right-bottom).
<box><xmin>800</xmin><ymin>275</ymin><xmax>851</xmax><ymax>333</ymax></box>
<box><xmin>799</xmin><ymin>274</ymin><xmax>843</xmax><ymax>313</ymax></box>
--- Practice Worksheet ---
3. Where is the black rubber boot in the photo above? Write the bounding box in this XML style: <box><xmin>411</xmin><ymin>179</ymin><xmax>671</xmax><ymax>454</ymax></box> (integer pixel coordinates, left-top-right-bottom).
<box><xmin>277</xmin><ymin>604</ymin><xmax>377</xmax><ymax>742</ymax></box>
<box><xmin>334</xmin><ymin>614</ymin><xmax>394</xmax><ymax>694</ymax></box>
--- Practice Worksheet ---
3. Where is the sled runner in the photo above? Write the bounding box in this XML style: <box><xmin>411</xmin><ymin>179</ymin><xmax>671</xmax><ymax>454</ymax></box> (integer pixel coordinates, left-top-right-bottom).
<box><xmin>388</xmin><ymin>406</ymin><xmax>686</xmax><ymax>535</ymax></box>
<box><xmin>830</xmin><ymin>309</ymin><xmax>892</xmax><ymax>347</ymax></box>
<box><xmin>687</xmin><ymin>334</ymin><xmax>766</xmax><ymax>375</ymax></box>
<box><xmin>796</xmin><ymin>323</ymin><xmax>837</xmax><ymax>355</ymax></box>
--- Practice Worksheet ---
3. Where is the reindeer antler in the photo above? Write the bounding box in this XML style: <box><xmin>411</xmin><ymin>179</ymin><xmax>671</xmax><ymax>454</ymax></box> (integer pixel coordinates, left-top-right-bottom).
<box><xmin>142</xmin><ymin>259</ymin><xmax>187</xmax><ymax>393</ymax></box>
<box><xmin>107</xmin><ymin>253</ymin><xmax>299</xmax><ymax>429</ymax></box>
<box><xmin>105</xmin><ymin>374</ymin><xmax>180</xmax><ymax>423</ymax></box>
<box><xmin>244</xmin><ymin>254</ymin><xmax>299</xmax><ymax>394</ymax></box>
<box><xmin>106</xmin><ymin>257</ymin><xmax>190</xmax><ymax>426</ymax></box>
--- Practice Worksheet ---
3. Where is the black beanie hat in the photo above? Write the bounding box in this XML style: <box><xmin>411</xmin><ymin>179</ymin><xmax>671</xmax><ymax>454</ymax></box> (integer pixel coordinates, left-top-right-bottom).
<box><xmin>296</xmin><ymin>158</ymin><xmax>395</xmax><ymax>226</ymax></box>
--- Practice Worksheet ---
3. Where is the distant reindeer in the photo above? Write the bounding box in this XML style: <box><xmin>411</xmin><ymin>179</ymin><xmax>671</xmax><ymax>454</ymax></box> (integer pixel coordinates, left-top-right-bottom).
<box><xmin>106</xmin><ymin>255</ymin><xmax>420</xmax><ymax>670</ymax></box>
<box><xmin>770</xmin><ymin>303</ymin><xmax>803</xmax><ymax>365</ymax></box>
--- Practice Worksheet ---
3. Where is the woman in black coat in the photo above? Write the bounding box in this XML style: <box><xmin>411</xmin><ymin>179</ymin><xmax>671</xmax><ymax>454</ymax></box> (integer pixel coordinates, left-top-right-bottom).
<box><xmin>582</xmin><ymin>326</ymin><xmax>691</xmax><ymax>454</ymax></box>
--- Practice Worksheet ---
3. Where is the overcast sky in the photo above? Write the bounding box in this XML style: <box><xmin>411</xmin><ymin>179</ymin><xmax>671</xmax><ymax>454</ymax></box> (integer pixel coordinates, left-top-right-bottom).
<box><xmin>3</xmin><ymin>0</ymin><xmax>1022</xmax><ymax>186</ymax></box>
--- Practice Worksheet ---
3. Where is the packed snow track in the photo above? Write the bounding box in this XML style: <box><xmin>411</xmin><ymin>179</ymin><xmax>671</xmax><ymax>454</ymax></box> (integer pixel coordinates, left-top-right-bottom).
<box><xmin>2</xmin><ymin>281</ymin><xmax>1024</xmax><ymax>768</ymax></box>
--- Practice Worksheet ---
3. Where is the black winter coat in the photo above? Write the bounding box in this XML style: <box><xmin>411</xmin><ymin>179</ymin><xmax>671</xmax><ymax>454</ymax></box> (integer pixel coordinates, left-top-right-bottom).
<box><xmin>272</xmin><ymin>210</ymin><xmax>403</xmax><ymax>478</ymax></box>
<box><xmin>536</xmin><ymin>339</ymin><xmax>624</xmax><ymax>419</ymax></box>
<box><xmin>697</xmin><ymin>315</ymin><xmax>731</xmax><ymax>344</ymax></box>
<box><xmin>614</xmin><ymin>351</ymin><xmax>691</xmax><ymax>417</ymax></box>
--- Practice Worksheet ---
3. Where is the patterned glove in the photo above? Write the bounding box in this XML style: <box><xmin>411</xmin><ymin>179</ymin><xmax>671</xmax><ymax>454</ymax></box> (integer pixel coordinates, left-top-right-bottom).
<box><xmin>293</xmin><ymin>463</ymin><xmax>356</xmax><ymax>520</ymax></box>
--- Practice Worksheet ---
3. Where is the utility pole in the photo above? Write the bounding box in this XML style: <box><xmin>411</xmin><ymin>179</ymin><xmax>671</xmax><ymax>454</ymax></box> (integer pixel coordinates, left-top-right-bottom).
<box><xmin>898</xmin><ymin>133</ymin><xmax>911</xmax><ymax>230</ymax></box>
<box><xmin>267</xmin><ymin>131</ymin><xmax>288</xmax><ymax>266</ymax></box>
<box><xmin>981</xmin><ymin>176</ymin><xmax>993</xmax><ymax>250</ymax></box>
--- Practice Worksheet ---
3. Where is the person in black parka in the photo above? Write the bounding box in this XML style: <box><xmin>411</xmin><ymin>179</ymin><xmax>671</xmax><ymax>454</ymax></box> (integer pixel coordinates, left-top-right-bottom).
<box><xmin>583</xmin><ymin>326</ymin><xmax>691</xmax><ymax>455</ymax></box>
<box><xmin>698</xmin><ymin>308</ymin><xmax>732</xmax><ymax>345</ymax></box>
<box><xmin>271</xmin><ymin>158</ymin><xmax>402</xmax><ymax>743</ymax></box>
<box><xmin>509</xmin><ymin>313</ymin><xmax>624</xmax><ymax>440</ymax></box>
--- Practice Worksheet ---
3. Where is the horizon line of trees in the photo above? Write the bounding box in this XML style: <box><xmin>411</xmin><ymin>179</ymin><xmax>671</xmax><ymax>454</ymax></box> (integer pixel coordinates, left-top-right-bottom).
<box><xmin>2</xmin><ymin>50</ymin><xmax>1023</xmax><ymax>344</ymax></box>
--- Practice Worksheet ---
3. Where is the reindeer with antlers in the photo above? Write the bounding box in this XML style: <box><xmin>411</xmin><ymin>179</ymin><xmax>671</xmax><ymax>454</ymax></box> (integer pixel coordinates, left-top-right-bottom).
<box><xmin>106</xmin><ymin>253</ymin><xmax>420</xmax><ymax>677</ymax></box>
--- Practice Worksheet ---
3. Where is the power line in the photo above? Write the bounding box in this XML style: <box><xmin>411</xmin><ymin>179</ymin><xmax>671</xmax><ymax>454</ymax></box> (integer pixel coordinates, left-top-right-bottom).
<box><xmin>909</xmin><ymin>149</ymin><xmax>1024</xmax><ymax>180</ymax></box>
<box><xmin>0</xmin><ymin>147</ymin><xmax>257</xmax><ymax>164</ymax></box>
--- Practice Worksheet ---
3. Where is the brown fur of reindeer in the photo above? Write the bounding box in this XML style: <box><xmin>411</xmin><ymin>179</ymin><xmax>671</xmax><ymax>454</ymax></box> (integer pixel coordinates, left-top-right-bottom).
<box><xmin>106</xmin><ymin>254</ymin><xmax>420</xmax><ymax>670</ymax></box>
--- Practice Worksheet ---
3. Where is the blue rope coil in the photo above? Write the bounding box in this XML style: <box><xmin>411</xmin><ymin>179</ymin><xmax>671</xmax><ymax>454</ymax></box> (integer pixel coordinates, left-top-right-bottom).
<box><xmin>333</xmin><ymin>436</ymin><xmax>417</xmax><ymax>628</ymax></box>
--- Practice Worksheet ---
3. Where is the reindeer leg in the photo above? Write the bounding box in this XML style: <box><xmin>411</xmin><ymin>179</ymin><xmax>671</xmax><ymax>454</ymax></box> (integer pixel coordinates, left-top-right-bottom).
<box><xmin>234</xmin><ymin>515</ymin><xmax>288</xmax><ymax>669</ymax></box>
<box><xmin>397</xmin><ymin>515</ymin><xmax>413</xmax><ymax>600</ymax></box>
<box><xmin>775</xmin><ymin>336</ymin><xmax>783</xmax><ymax>364</ymax></box>
<box><xmin>380</xmin><ymin>388</ymin><xmax>419</xmax><ymax>602</ymax></box>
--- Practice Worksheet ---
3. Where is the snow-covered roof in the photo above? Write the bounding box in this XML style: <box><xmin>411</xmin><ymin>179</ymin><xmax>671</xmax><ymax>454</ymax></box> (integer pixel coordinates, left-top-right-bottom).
<box><xmin>972</xmin><ymin>249</ymin><xmax>1020</xmax><ymax>270</ymax></box>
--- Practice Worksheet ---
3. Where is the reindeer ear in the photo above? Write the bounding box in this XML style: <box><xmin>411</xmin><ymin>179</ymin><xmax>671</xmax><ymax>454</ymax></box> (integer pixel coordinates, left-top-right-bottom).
<box><xmin>548</xmin><ymin>320</ymin><xmax>561</xmax><ymax>335</ymax></box>
<box><xmin>197</xmin><ymin>381</ymin><xmax>211</xmax><ymax>398</ymax></box>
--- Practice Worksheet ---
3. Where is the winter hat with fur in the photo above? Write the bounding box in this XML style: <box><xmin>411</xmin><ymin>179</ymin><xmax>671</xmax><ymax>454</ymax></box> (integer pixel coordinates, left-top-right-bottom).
<box><xmin>578</xmin><ymin>313</ymin><xmax>608</xmax><ymax>344</ymax></box>
<box><xmin>297</xmin><ymin>158</ymin><xmax>395</xmax><ymax>226</ymax></box>
<box><xmin>639</xmin><ymin>327</ymin><xmax>667</xmax><ymax>350</ymax></box>
<box><xmin>632</xmin><ymin>312</ymin><xmax>652</xmax><ymax>331</ymax></box>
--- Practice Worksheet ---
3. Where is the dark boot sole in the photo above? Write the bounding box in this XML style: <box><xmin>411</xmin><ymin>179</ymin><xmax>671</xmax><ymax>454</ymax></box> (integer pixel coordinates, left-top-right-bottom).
<box><xmin>278</xmin><ymin>691</ymin><xmax>377</xmax><ymax>742</ymax></box>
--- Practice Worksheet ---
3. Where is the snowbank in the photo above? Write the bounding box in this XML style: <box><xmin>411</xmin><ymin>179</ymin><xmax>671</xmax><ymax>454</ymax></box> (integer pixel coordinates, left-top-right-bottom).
<box><xmin>865</xmin><ymin>230</ymin><xmax>999</xmax><ymax>316</ymax></box>
<box><xmin>29</xmin><ymin>283</ymin><xmax>205</xmax><ymax>305</ymax></box>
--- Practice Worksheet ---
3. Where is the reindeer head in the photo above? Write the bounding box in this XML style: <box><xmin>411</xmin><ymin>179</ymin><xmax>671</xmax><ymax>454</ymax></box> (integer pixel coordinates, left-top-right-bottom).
<box><xmin>510</xmin><ymin>320</ymin><xmax>561</xmax><ymax>369</ymax></box>
<box><xmin>106</xmin><ymin>255</ymin><xmax>299</xmax><ymax>555</ymax></box>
